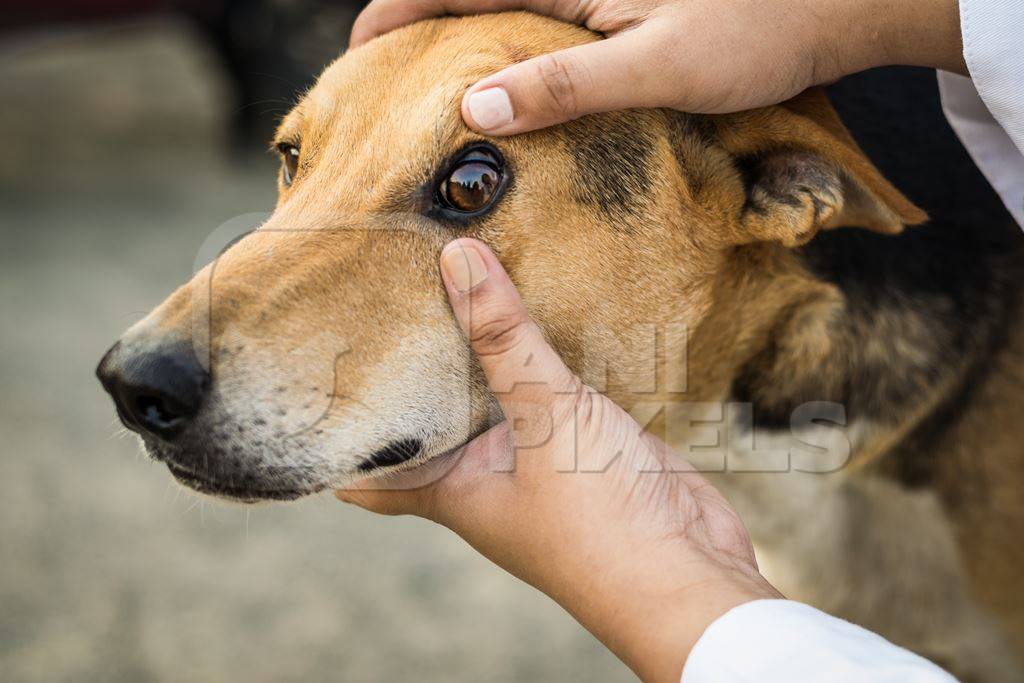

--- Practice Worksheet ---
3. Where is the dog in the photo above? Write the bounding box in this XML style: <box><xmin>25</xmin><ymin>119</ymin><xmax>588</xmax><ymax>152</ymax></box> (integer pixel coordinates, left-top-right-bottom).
<box><xmin>96</xmin><ymin>12</ymin><xmax>1024</xmax><ymax>680</ymax></box>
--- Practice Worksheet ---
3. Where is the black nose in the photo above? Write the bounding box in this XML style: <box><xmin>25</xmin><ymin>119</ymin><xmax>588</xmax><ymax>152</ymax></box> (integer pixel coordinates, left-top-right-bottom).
<box><xmin>96</xmin><ymin>341</ymin><xmax>210</xmax><ymax>440</ymax></box>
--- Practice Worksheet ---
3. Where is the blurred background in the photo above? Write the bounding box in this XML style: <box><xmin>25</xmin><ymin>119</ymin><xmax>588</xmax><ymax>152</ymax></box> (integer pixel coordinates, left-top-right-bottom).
<box><xmin>0</xmin><ymin>3</ymin><xmax>629</xmax><ymax>681</ymax></box>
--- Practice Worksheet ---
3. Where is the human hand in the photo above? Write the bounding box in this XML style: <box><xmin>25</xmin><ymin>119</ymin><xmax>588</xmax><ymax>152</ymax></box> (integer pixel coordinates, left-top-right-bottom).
<box><xmin>349</xmin><ymin>0</ymin><xmax>966</xmax><ymax>135</ymax></box>
<box><xmin>337</xmin><ymin>239</ymin><xmax>780</xmax><ymax>683</ymax></box>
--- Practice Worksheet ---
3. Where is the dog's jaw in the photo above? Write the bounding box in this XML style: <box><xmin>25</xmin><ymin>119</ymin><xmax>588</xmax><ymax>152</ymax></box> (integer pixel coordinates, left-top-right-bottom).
<box><xmin>164</xmin><ymin>460</ymin><xmax>321</xmax><ymax>503</ymax></box>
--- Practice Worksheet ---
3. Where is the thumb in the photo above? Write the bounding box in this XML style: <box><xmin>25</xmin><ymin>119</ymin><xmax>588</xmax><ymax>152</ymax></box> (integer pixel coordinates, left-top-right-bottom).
<box><xmin>461</xmin><ymin>32</ymin><xmax>659</xmax><ymax>135</ymax></box>
<box><xmin>439</xmin><ymin>239</ymin><xmax>579</xmax><ymax>409</ymax></box>
<box><xmin>336</xmin><ymin>422</ymin><xmax>515</xmax><ymax>523</ymax></box>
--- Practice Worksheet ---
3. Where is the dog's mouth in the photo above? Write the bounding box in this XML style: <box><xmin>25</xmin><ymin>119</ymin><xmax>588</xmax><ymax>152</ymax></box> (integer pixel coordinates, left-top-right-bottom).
<box><xmin>161</xmin><ymin>438</ymin><xmax>428</xmax><ymax>503</ymax></box>
<box><xmin>165</xmin><ymin>461</ymin><xmax>321</xmax><ymax>503</ymax></box>
<box><xmin>358</xmin><ymin>438</ymin><xmax>424</xmax><ymax>472</ymax></box>
<box><xmin>151</xmin><ymin>416</ymin><xmax>488</xmax><ymax>503</ymax></box>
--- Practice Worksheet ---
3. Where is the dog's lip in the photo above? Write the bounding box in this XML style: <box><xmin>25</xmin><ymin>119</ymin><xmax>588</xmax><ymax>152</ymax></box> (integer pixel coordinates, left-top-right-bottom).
<box><xmin>165</xmin><ymin>461</ymin><xmax>320</xmax><ymax>503</ymax></box>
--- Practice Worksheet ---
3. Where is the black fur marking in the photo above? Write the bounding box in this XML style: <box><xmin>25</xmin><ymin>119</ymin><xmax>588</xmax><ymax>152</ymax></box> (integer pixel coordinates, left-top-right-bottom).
<box><xmin>565</xmin><ymin>117</ymin><xmax>655</xmax><ymax>222</ymax></box>
<box><xmin>358</xmin><ymin>439</ymin><xmax>424</xmax><ymax>471</ymax></box>
<box><xmin>731</xmin><ymin>222</ymin><xmax>1022</xmax><ymax>433</ymax></box>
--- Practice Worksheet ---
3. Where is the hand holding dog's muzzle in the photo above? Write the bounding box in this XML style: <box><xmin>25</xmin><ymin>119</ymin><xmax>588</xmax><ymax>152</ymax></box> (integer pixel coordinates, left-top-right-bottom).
<box><xmin>336</xmin><ymin>238</ymin><xmax>586</xmax><ymax>518</ymax></box>
<box><xmin>337</xmin><ymin>239</ymin><xmax>780</xmax><ymax>683</ymax></box>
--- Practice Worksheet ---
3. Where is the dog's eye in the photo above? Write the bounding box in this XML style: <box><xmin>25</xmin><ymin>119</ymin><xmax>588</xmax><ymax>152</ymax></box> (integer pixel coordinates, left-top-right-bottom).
<box><xmin>437</xmin><ymin>148</ymin><xmax>504</xmax><ymax>214</ymax></box>
<box><xmin>278</xmin><ymin>143</ymin><xmax>300</xmax><ymax>186</ymax></box>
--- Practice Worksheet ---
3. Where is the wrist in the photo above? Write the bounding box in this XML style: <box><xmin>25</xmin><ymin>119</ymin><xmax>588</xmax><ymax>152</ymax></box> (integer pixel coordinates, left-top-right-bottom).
<box><xmin>827</xmin><ymin>0</ymin><xmax>966</xmax><ymax>78</ymax></box>
<box><xmin>626</xmin><ymin>566</ymin><xmax>780</xmax><ymax>683</ymax></box>
<box><xmin>556</xmin><ymin>551</ymin><xmax>780</xmax><ymax>683</ymax></box>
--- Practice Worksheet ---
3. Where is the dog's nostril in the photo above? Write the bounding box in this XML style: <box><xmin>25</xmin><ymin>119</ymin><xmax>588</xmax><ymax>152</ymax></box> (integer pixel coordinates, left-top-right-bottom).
<box><xmin>133</xmin><ymin>392</ymin><xmax>188</xmax><ymax>432</ymax></box>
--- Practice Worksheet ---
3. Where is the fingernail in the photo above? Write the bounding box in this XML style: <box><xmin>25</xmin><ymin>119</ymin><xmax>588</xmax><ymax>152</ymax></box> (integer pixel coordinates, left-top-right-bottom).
<box><xmin>442</xmin><ymin>243</ymin><xmax>488</xmax><ymax>292</ymax></box>
<box><xmin>466</xmin><ymin>87</ymin><xmax>513</xmax><ymax>130</ymax></box>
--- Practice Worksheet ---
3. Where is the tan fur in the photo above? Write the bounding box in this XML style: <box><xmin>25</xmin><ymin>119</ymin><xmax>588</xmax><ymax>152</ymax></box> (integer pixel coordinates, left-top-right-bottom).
<box><xmin>108</xmin><ymin>13</ymin><xmax>1023</xmax><ymax>679</ymax></box>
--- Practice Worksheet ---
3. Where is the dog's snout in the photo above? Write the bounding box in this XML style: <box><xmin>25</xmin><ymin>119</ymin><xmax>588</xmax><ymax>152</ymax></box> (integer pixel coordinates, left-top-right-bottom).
<box><xmin>97</xmin><ymin>341</ymin><xmax>209</xmax><ymax>440</ymax></box>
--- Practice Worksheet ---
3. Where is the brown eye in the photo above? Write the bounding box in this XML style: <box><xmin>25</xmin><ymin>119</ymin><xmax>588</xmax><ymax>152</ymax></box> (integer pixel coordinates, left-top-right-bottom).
<box><xmin>437</xmin><ymin>148</ymin><xmax>505</xmax><ymax>214</ymax></box>
<box><xmin>278</xmin><ymin>144</ymin><xmax>300</xmax><ymax>186</ymax></box>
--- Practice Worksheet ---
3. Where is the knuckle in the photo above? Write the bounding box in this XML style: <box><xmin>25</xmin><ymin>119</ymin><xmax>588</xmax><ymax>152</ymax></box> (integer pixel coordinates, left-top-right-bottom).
<box><xmin>551</xmin><ymin>375</ymin><xmax>593</xmax><ymax>425</ymax></box>
<box><xmin>533</xmin><ymin>52</ymin><xmax>586</xmax><ymax>119</ymax></box>
<box><xmin>469</xmin><ymin>303</ymin><xmax>530</xmax><ymax>357</ymax></box>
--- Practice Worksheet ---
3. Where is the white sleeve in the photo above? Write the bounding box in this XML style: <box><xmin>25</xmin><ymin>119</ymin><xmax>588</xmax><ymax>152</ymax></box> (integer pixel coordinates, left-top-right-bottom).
<box><xmin>959</xmin><ymin>0</ymin><xmax>1024</xmax><ymax>155</ymax></box>
<box><xmin>680</xmin><ymin>600</ymin><xmax>958</xmax><ymax>683</ymax></box>
<box><xmin>938</xmin><ymin>0</ymin><xmax>1024</xmax><ymax>228</ymax></box>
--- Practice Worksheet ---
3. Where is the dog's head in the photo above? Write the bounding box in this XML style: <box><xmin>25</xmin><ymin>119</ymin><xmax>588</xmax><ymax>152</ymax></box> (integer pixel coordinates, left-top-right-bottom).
<box><xmin>96</xmin><ymin>13</ymin><xmax>923</xmax><ymax>502</ymax></box>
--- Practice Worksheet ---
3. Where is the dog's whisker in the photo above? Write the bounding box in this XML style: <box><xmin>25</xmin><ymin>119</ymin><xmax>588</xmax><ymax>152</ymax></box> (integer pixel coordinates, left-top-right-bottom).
<box><xmin>233</xmin><ymin>97</ymin><xmax>295</xmax><ymax>114</ymax></box>
<box><xmin>182</xmin><ymin>492</ymin><xmax>203</xmax><ymax>516</ymax></box>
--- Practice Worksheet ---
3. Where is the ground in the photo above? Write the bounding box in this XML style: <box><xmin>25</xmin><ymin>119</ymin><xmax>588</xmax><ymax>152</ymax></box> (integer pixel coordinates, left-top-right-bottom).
<box><xmin>0</xmin><ymin>19</ymin><xmax>629</xmax><ymax>682</ymax></box>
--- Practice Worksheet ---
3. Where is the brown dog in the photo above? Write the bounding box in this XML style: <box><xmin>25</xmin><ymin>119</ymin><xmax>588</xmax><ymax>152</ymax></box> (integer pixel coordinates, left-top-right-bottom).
<box><xmin>97</xmin><ymin>12</ymin><xmax>1024</xmax><ymax>680</ymax></box>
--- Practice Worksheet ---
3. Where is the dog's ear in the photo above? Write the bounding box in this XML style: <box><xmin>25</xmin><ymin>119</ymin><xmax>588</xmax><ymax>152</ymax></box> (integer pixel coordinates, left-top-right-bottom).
<box><xmin>712</xmin><ymin>88</ymin><xmax>927</xmax><ymax>247</ymax></box>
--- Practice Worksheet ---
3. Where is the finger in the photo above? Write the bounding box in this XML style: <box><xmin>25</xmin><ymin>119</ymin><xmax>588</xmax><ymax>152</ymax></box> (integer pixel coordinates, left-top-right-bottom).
<box><xmin>461</xmin><ymin>31</ymin><xmax>663</xmax><ymax>135</ymax></box>
<box><xmin>439</xmin><ymin>239</ymin><xmax>579</xmax><ymax>407</ymax></box>
<box><xmin>334</xmin><ymin>445</ymin><xmax>463</xmax><ymax>516</ymax></box>
<box><xmin>350</xmin><ymin>0</ymin><xmax>586</xmax><ymax>48</ymax></box>
<box><xmin>336</xmin><ymin>422</ymin><xmax>515</xmax><ymax>525</ymax></box>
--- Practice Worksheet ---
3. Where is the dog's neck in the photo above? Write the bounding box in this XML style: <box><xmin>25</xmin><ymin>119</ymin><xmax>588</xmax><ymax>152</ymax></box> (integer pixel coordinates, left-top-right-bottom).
<box><xmin>702</xmin><ymin>229</ymin><xmax>1022</xmax><ymax>476</ymax></box>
